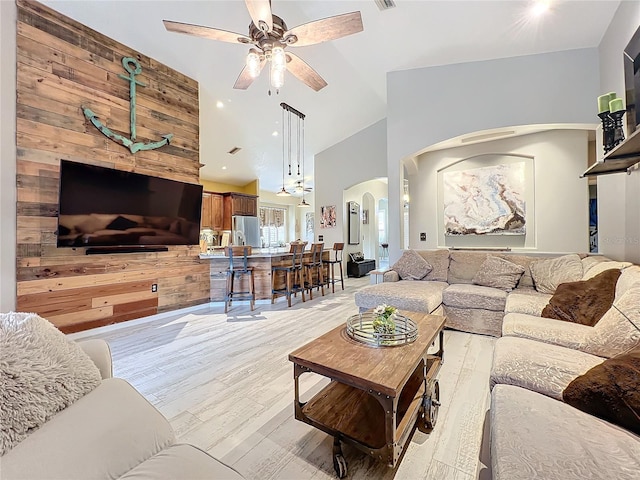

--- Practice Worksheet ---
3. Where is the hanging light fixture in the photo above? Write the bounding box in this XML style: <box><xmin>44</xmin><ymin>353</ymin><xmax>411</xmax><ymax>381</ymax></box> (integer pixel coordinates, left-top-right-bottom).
<box><xmin>246</xmin><ymin>49</ymin><xmax>261</xmax><ymax>78</ymax></box>
<box><xmin>246</xmin><ymin>45</ymin><xmax>287</xmax><ymax>92</ymax></box>
<box><xmin>279</xmin><ymin>103</ymin><xmax>309</xmax><ymax>207</ymax></box>
<box><xmin>276</xmin><ymin>105</ymin><xmax>291</xmax><ymax>196</ymax></box>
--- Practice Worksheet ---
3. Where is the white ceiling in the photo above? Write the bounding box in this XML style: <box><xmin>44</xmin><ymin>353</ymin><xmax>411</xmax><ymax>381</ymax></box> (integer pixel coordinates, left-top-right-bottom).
<box><xmin>42</xmin><ymin>0</ymin><xmax>619</xmax><ymax>194</ymax></box>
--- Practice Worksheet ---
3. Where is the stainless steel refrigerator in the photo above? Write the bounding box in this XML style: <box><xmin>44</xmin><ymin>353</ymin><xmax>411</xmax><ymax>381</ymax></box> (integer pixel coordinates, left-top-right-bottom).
<box><xmin>232</xmin><ymin>215</ymin><xmax>261</xmax><ymax>247</ymax></box>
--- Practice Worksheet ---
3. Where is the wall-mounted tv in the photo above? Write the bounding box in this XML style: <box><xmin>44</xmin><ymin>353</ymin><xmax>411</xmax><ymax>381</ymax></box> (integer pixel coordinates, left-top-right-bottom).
<box><xmin>624</xmin><ymin>25</ymin><xmax>640</xmax><ymax>134</ymax></box>
<box><xmin>57</xmin><ymin>160</ymin><xmax>203</xmax><ymax>248</ymax></box>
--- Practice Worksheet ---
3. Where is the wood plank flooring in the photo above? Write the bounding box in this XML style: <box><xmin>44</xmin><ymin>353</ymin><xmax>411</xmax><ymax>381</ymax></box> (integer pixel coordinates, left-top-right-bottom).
<box><xmin>69</xmin><ymin>276</ymin><xmax>495</xmax><ymax>479</ymax></box>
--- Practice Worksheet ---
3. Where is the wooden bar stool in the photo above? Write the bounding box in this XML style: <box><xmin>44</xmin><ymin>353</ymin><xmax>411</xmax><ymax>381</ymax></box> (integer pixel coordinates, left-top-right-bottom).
<box><xmin>304</xmin><ymin>243</ymin><xmax>325</xmax><ymax>300</ymax></box>
<box><xmin>325</xmin><ymin>242</ymin><xmax>345</xmax><ymax>293</ymax></box>
<box><xmin>224</xmin><ymin>246</ymin><xmax>255</xmax><ymax>313</ymax></box>
<box><xmin>271</xmin><ymin>243</ymin><xmax>305</xmax><ymax>307</ymax></box>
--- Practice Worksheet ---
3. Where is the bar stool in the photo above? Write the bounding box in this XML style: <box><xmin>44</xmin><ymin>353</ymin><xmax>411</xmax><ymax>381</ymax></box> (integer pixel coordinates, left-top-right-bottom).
<box><xmin>224</xmin><ymin>246</ymin><xmax>255</xmax><ymax>313</ymax></box>
<box><xmin>304</xmin><ymin>243</ymin><xmax>325</xmax><ymax>300</ymax></box>
<box><xmin>325</xmin><ymin>242</ymin><xmax>345</xmax><ymax>293</ymax></box>
<box><xmin>271</xmin><ymin>243</ymin><xmax>305</xmax><ymax>307</ymax></box>
<box><xmin>380</xmin><ymin>243</ymin><xmax>389</xmax><ymax>259</ymax></box>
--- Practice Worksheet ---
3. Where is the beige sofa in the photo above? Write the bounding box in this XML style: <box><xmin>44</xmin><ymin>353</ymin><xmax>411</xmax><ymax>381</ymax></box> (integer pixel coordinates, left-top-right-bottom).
<box><xmin>355</xmin><ymin>249</ymin><xmax>595</xmax><ymax>336</ymax></box>
<box><xmin>1</xmin><ymin>337</ymin><xmax>244</xmax><ymax>480</ymax></box>
<box><xmin>487</xmin><ymin>265</ymin><xmax>640</xmax><ymax>479</ymax></box>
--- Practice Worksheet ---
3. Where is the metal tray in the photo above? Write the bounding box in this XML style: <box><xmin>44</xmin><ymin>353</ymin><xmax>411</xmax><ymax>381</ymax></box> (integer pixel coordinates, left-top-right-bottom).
<box><xmin>346</xmin><ymin>312</ymin><xmax>418</xmax><ymax>347</ymax></box>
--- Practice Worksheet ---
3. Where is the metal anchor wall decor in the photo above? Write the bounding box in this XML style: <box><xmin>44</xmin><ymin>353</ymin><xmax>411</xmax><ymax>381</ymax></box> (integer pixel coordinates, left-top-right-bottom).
<box><xmin>83</xmin><ymin>57</ymin><xmax>173</xmax><ymax>154</ymax></box>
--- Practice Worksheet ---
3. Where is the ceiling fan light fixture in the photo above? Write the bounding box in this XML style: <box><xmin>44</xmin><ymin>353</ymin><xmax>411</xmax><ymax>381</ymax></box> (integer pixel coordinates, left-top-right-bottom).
<box><xmin>272</xmin><ymin>46</ymin><xmax>286</xmax><ymax>69</ymax></box>
<box><xmin>246</xmin><ymin>50</ymin><xmax>261</xmax><ymax>78</ymax></box>
<box><xmin>271</xmin><ymin>63</ymin><xmax>285</xmax><ymax>89</ymax></box>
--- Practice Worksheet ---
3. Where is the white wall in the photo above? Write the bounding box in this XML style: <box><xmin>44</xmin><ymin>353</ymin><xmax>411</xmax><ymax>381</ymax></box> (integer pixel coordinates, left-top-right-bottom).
<box><xmin>1</xmin><ymin>1</ymin><xmax>17</xmax><ymax>312</ymax></box>
<box><xmin>315</xmin><ymin>119</ymin><xmax>387</xmax><ymax>251</ymax></box>
<box><xmin>387</xmin><ymin>48</ymin><xmax>600</xmax><ymax>262</ymax></box>
<box><xmin>258</xmin><ymin>190</ymin><xmax>314</xmax><ymax>245</ymax></box>
<box><xmin>412</xmin><ymin>130</ymin><xmax>590</xmax><ymax>254</ymax></box>
<box><xmin>597</xmin><ymin>1</ymin><xmax>640</xmax><ymax>263</ymax></box>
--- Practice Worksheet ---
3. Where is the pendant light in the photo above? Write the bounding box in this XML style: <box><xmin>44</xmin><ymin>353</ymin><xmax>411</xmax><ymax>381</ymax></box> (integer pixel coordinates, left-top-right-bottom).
<box><xmin>276</xmin><ymin>105</ymin><xmax>291</xmax><ymax>196</ymax></box>
<box><xmin>296</xmin><ymin>112</ymin><xmax>309</xmax><ymax>208</ymax></box>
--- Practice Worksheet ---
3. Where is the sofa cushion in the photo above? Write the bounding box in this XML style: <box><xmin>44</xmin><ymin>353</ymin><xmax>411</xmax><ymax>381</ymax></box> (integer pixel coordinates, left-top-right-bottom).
<box><xmin>490</xmin><ymin>336</ymin><xmax>604</xmax><ymax>400</ymax></box>
<box><xmin>443</xmin><ymin>305</ymin><xmax>503</xmax><ymax>337</ymax></box>
<box><xmin>491</xmin><ymin>384</ymin><xmax>640</xmax><ymax>480</ymax></box>
<box><xmin>563</xmin><ymin>344</ymin><xmax>640</xmax><ymax>436</ymax></box>
<box><xmin>354</xmin><ymin>281</ymin><xmax>448</xmax><ymax>314</ymax></box>
<box><xmin>496</xmin><ymin>254</ymin><xmax>537</xmax><ymax>289</ymax></box>
<box><xmin>502</xmin><ymin>312</ymin><xmax>590</xmax><ymax>350</ymax></box>
<box><xmin>504</xmin><ymin>290</ymin><xmax>552</xmax><ymax>316</ymax></box>
<box><xmin>616</xmin><ymin>265</ymin><xmax>640</xmax><ymax>300</ymax></box>
<box><xmin>0</xmin><ymin>312</ymin><xmax>101</xmax><ymax>456</ymax></box>
<box><xmin>391</xmin><ymin>249</ymin><xmax>432</xmax><ymax>280</ymax></box>
<box><xmin>447</xmin><ymin>251</ymin><xmax>487</xmax><ymax>284</ymax></box>
<box><xmin>582</xmin><ymin>260</ymin><xmax>633</xmax><ymax>280</ymax></box>
<box><xmin>443</xmin><ymin>284</ymin><xmax>507</xmax><ymax>311</ymax></box>
<box><xmin>472</xmin><ymin>256</ymin><xmax>525</xmax><ymax>291</ymax></box>
<box><xmin>585</xmin><ymin>284</ymin><xmax>640</xmax><ymax>358</ymax></box>
<box><xmin>541</xmin><ymin>269</ymin><xmax>621</xmax><ymax>326</ymax></box>
<box><xmin>530</xmin><ymin>254</ymin><xmax>583</xmax><ymax>294</ymax></box>
<box><xmin>0</xmin><ymin>378</ymin><xmax>175</xmax><ymax>480</ymax></box>
<box><xmin>119</xmin><ymin>444</ymin><xmax>245</xmax><ymax>479</ymax></box>
<box><xmin>581</xmin><ymin>255</ymin><xmax>610</xmax><ymax>274</ymax></box>
<box><xmin>416</xmin><ymin>249</ymin><xmax>450</xmax><ymax>282</ymax></box>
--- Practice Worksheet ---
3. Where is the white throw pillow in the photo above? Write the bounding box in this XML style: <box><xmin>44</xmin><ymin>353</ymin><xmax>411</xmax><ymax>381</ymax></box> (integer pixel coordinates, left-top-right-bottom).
<box><xmin>472</xmin><ymin>256</ymin><xmax>525</xmax><ymax>291</ymax></box>
<box><xmin>530</xmin><ymin>254</ymin><xmax>583</xmax><ymax>294</ymax></box>
<box><xmin>0</xmin><ymin>312</ymin><xmax>101</xmax><ymax>455</ymax></box>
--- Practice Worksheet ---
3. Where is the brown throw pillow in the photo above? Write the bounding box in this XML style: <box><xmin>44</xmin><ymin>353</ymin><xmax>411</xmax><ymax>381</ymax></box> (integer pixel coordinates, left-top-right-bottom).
<box><xmin>541</xmin><ymin>269</ymin><xmax>621</xmax><ymax>326</ymax></box>
<box><xmin>391</xmin><ymin>250</ymin><xmax>433</xmax><ymax>280</ymax></box>
<box><xmin>472</xmin><ymin>256</ymin><xmax>525</xmax><ymax>291</ymax></box>
<box><xmin>563</xmin><ymin>344</ymin><xmax>640</xmax><ymax>435</ymax></box>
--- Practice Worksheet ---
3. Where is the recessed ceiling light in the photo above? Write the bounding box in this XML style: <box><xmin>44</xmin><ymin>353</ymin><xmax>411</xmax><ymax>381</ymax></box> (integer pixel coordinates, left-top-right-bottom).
<box><xmin>530</xmin><ymin>0</ymin><xmax>551</xmax><ymax>17</ymax></box>
<box><xmin>222</xmin><ymin>166</ymin><xmax>227</xmax><ymax>170</ymax></box>
<box><xmin>216</xmin><ymin>101</ymin><xmax>224</xmax><ymax>109</ymax></box>
<box><xmin>272</xmin><ymin>131</ymin><xmax>278</xmax><ymax>137</ymax></box>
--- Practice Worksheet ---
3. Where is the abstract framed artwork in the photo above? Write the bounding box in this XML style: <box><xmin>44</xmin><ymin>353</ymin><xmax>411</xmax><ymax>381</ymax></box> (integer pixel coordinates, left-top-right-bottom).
<box><xmin>443</xmin><ymin>162</ymin><xmax>526</xmax><ymax>235</ymax></box>
<box><xmin>320</xmin><ymin>205</ymin><xmax>336</xmax><ymax>229</ymax></box>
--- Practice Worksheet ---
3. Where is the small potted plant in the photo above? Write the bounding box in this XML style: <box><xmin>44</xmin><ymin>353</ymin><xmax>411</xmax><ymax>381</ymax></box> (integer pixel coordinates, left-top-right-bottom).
<box><xmin>372</xmin><ymin>304</ymin><xmax>397</xmax><ymax>334</ymax></box>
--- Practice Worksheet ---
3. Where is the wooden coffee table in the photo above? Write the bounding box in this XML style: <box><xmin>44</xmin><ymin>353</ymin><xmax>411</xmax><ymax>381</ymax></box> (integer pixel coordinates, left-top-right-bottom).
<box><xmin>289</xmin><ymin>311</ymin><xmax>445</xmax><ymax>478</ymax></box>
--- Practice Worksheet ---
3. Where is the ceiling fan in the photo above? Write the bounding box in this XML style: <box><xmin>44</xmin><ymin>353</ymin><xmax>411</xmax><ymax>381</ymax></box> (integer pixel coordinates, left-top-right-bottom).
<box><xmin>293</xmin><ymin>180</ymin><xmax>312</xmax><ymax>193</ymax></box>
<box><xmin>163</xmin><ymin>0</ymin><xmax>363</xmax><ymax>92</ymax></box>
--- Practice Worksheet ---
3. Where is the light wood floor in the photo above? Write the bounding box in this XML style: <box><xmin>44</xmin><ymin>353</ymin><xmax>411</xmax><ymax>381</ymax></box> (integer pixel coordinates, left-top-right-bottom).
<box><xmin>70</xmin><ymin>276</ymin><xmax>495</xmax><ymax>480</ymax></box>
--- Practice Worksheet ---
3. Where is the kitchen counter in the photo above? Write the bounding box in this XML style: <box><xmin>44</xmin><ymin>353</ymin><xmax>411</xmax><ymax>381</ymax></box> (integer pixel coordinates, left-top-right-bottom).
<box><xmin>203</xmin><ymin>248</ymin><xmax>329</xmax><ymax>301</ymax></box>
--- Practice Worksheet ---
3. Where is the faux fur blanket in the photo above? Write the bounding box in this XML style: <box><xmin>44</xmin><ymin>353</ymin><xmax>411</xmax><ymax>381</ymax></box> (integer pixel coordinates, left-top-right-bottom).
<box><xmin>0</xmin><ymin>312</ymin><xmax>101</xmax><ymax>456</ymax></box>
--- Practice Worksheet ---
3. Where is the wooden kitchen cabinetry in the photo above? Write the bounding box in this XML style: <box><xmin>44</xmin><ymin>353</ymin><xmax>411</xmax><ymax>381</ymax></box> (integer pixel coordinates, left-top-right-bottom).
<box><xmin>201</xmin><ymin>192</ymin><xmax>224</xmax><ymax>230</ymax></box>
<box><xmin>222</xmin><ymin>193</ymin><xmax>258</xmax><ymax>230</ymax></box>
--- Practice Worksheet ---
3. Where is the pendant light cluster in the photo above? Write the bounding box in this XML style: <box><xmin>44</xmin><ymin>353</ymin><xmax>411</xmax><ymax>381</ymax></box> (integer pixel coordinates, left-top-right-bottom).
<box><xmin>277</xmin><ymin>102</ymin><xmax>309</xmax><ymax>208</ymax></box>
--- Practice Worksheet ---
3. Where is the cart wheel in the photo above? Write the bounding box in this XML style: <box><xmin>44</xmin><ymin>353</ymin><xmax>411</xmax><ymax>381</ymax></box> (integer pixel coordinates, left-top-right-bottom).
<box><xmin>424</xmin><ymin>380</ymin><xmax>440</xmax><ymax>431</ymax></box>
<box><xmin>333</xmin><ymin>454</ymin><xmax>347</xmax><ymax>478</ymax></box>
<box><xmin>332</xmin><ymin>438</ymin><xmax>347</xmax><ymax>478</ymax></box>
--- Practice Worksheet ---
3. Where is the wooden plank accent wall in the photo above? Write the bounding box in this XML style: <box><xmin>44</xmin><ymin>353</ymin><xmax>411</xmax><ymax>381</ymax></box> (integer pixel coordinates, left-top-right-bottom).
<box><xmin>15</xmin><ymin>0</ymin><xmax>209</xmax><ymax>333</ymax></box>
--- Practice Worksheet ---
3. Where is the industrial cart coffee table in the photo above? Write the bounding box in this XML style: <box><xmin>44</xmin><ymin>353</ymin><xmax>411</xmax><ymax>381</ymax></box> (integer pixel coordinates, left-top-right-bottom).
<box><xmin>289</xmin><ymin>311</ymin><xmax>445</xmax><ymax>478</ymax></box>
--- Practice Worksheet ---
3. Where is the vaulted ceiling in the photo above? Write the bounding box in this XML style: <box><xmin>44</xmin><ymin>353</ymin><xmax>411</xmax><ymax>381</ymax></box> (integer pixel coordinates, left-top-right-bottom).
<box><xmin>42</xmin><ymin>1</ymin><xmax>619</xmax><ymax>193</ymax></box>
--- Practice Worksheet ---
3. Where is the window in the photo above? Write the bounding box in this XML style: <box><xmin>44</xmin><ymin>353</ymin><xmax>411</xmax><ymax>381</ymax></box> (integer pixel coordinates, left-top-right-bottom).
<box><xmin>259</xmin><ymin>206</ymin><xmax>287</xmax><ymax>247</ymax></box>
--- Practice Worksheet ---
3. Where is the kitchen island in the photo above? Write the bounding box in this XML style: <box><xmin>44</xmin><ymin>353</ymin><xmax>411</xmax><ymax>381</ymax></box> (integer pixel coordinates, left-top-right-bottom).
<box><xmin>201</xmin><ymin>248</ymin><xmax>330</xmax><ymax>302</ymax></box>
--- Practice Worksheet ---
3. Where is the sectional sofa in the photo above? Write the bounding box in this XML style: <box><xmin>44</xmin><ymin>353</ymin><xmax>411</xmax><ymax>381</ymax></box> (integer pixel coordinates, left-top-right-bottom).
<box><xmin>354</xmin><ymin>249</ymin><xmax>640</xmax><ymax>479</ymax></box>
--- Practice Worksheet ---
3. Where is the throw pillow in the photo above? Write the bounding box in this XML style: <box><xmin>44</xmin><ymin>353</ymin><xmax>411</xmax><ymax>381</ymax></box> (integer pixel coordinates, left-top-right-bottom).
<box><xmin>349</xmin><ymin>252</ymin><xmax>365</xmax><ymax>263</ymax></box>
<box><xmin>562</xmin><ymin>344</ymin><xmax>640</xmax><ymax>436</ymax></box>
<box><xmin>530</xmin><ymin>254</ymin><xmax>583</xmax><ymax>294</ymax></box>
<box><xmin>472</xmin><ymin>256</ymin><xmax>525</xmax><ymax>291</ymax></box>
<box><xmin>0</xmin><ymin>312</ymin><xmax>101</xmax><ymax>455</ymax></box>
<box><xmin>541</xmin><ymin>269</ymin><xmax>621</xmax><ymax>326</ymax></box>
<box><xmin>582</xmin><ymin>261</ymin><xmax>633</xmax><ymax>280</ymax></box>
<box><xmin>391</xmin><ymin>249</ymin><xmax>433</xmax><ymax>280</ymax></box>
<box><xmin>106</xmin><ymin>215</ymin><xmax>138</xmax><ymax>231</ymax></box>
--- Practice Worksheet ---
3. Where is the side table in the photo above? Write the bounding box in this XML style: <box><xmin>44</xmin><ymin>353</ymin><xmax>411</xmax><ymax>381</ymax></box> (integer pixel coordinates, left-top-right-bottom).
<box><xmin>369</xmin><ymin>267</ymin><xmax>390</xmax><ymax>284</ymax></box>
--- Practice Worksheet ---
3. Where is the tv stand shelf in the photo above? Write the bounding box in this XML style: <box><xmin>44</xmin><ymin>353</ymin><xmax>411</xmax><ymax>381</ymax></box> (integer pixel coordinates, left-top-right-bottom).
<box><xmin>582</xmin><ymin>127</ymin><xmax>640</xmax><ymax>177</ymax></box>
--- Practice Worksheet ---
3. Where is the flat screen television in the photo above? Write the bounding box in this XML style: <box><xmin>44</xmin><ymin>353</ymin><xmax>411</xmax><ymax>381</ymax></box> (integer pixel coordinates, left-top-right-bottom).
<box><xmin>624</xmin><ymin>25</ymin><xmax>640</xmax><ymax>134</ymax></box>
<box><xmin>57</xmin><ymin>160</ymin><xmax>203</xmax><ymax>248</ymax></box>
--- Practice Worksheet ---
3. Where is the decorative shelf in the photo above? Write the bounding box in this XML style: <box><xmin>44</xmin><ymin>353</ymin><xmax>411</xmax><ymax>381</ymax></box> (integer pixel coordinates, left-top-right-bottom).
<box><xmin>582</xmin><ymin>127</ymin><xmax>640</xmax><ymax>177</ymax></box>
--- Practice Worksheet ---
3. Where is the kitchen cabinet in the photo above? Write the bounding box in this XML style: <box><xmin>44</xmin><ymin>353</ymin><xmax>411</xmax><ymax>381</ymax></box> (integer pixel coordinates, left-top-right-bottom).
<box><xmin>223</xmin><ymin>193</ymin><xmax>258</xmax><ymax>230</ymax></box>
<box><xmin>201</xmin><ymin>192</ymin><xmax>224</xmax><ymax>230</ymax></box>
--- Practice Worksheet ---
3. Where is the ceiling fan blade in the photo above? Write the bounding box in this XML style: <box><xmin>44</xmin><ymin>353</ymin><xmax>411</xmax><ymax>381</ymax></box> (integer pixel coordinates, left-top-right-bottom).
<box><xmin>233</xmin><ymin>59</ymin><xmax>266</xmax><ymax>90</ymax></box>
<box><xmin>245</xmin><ymin>0</ymin><xmax>273</xmax><ymax>33</ymax></box>
<box><xmin>163</xmin><ymin>20</ymin><xmax>252</xmax><ymax>44</ymax></box>
<box><xmin>285</xmin><ymin>52</ymin><xmax>327</xmax><ymax>92</ymax></box>
<box><xmin>284</xmin><ymin>12</ymin><xmax>363</xmax><ymax>47</ymax></box>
